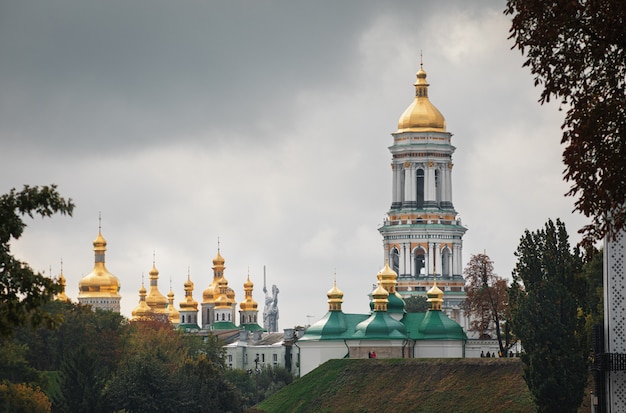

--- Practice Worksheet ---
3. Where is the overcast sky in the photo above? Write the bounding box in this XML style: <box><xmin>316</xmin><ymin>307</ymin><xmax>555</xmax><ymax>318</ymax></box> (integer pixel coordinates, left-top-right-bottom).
<box><xmin>1</xmin><ymin>1</ymin><xmax>588</xmax><ymax>329</ymax></box>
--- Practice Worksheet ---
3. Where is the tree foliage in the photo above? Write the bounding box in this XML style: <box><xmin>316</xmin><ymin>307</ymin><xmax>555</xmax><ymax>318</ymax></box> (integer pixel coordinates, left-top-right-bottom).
<box><xmin>509</xmin><ymin>219</ymin><xmax>588</xmax><ymax>413</ymax></box>
<box><xmin>463</xmin><ymin>253</ymin><xmax>512</xmax><ymax>356</ymax></box>
<box><xmin>505</xmin><ymin>1</ymin><xmax>626</xmax><ymax>245</ymax></box>
<box><xmin>0</xmin><ymin>381</ymin><xmax>51</xmax><ymax>413</ymax></box>
<box><xmin>0</xmin><ymin>185</ymin><xmax>74</xmax><ymax>337</ymax></box>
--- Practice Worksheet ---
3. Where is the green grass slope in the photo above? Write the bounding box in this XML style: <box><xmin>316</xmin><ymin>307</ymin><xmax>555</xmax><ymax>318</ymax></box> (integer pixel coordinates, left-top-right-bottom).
<box><xmin>251</xmin><ymin>358</ymin><xmax>535</xmax><ymax>413</ymax></box>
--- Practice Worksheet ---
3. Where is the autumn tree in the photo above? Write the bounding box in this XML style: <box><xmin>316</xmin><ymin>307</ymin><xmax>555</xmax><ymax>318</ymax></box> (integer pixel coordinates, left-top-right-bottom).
<box><xmin>0</xmin><ymin>185</ymin><xmax>74</xmax><ymax>337</ymax></box>
<box><xmin>509</xmin><ymin>219</ymin><xmax>588</xmax><ymax>413</ymax></box>
<box><xmin>463</xmin><ymin>253</ymin><xmax>512</xmax><ymax>356</ymax></box>
<box><xmin>505</xmin><ymin>1</ymin><xmax>626</xmax><ymax>245</ymax></box>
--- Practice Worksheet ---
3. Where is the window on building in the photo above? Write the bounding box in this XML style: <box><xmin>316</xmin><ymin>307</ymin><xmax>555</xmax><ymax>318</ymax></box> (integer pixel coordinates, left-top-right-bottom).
<box><xmin>261</xmin><ymin>354</ymin><xmax>265</xmax><ymax>363</ymax></box>
<box><xmin>391</xmin><ymin>247</ymin><xmax>400</xmax><ymax>276</ymax></box>
<box><xmin>273</xmin><ymin>353</ymin><xmax>278</xmax><ymax>367</ymax></box>
<box><xmin>416</xmin><ymin>168</ymin><xmax>424</xmax><ymax>208</ymax></box>
<box><xmin>414</xmin><ymin>248</ymin><xmax>425</xmax><ymax>276</ymax></box>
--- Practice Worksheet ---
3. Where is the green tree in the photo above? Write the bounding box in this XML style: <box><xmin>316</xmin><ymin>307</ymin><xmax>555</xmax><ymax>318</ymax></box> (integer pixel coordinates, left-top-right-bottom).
<box><xmin>0</xmin><ymin>185</ymin><xmax>74</xmax><ymax>337</ymax></box>
<box><xmin>463</xmin><ymin>254</ymin><xmax>513</xmax><ymax>355</ymax></box>
<box><xmin>509</xmin><ymin>219</ymin><xmax>588</xmax><ymax>413</ymax></box>
<box><xmin>404</xmin><ymin>296</ymin><xmax>429</xmax><ymax>313</ymax></box>
<box><xmin>505</xmin><ymin>1</ymin><xmax>626</xmax><ymax>245</ymax></box>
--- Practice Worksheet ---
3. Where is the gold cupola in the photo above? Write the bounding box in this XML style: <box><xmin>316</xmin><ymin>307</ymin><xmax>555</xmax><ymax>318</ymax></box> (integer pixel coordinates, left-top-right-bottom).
<box><xmin>179</xmin><ymin>273</ymin><xmax>198</xmax><ymax>312</ymax></box>
<box><xmin>167</xmin><ymin>279</ymin><xmax>180</xmax><ymax>324</ymax></box>
<box><xmin>55</xmin><ymin>261</ymin><xmax>70</xmax><ymax>302</ymax></box>
<box><xmin>426</xmin><ymin>279</ymin><xmax>444</xmax><ymax>311</ymax></box>
<box><xmin>202</xmin><ymin>249</ymin><xmax>226</xmax><ymax>303</ymax></box>
<box><xmin>371</xmin><ymin>281</ymin><xmax>390</xmax><ymax>312</ymax></box>
<box><xmin>131</xmin><ymin>279</ymin><xmax>152</xmax><ymax>320</ymax></box>
<box><xmin>240</xmin><ymin>274</ymin><xmax>258</xmax><ymax>311</ymax></box>
<box><xmin>327</xmin><ymin>279</ymin><xmax>344</xmax><ymax>312</ymax></box>
<box><xmin>77</xmin><ymin>226</ymin><xmax>121</xmax><ymax>304</ymax></box>
<box><xmin>377</xmin><ymin>259</ymin><xmax>402</xmax><ymax>296</ymax></box>
<box><xmin>397</xmin><ymin>64</ymin><xmax>446</xmax><ymax>133</ymax></box>
<box><xmin>145</xmin><ymin>260</ymin><xmax>168</xmax><ymax>313</ymax></box>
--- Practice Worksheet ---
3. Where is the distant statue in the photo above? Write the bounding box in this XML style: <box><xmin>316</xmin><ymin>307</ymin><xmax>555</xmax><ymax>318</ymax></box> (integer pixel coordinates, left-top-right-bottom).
<box><xmin>263</xmin><ymin>283</ymin><xmax>279</xmax><ymax>332</ymax></box>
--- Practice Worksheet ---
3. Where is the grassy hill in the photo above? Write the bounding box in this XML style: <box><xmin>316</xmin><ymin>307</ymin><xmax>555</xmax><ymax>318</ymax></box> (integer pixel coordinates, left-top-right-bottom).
<box><xmin>250</xmin><ymin>358</ymin><xmax>592</xmax><ymax>413</ymax></box>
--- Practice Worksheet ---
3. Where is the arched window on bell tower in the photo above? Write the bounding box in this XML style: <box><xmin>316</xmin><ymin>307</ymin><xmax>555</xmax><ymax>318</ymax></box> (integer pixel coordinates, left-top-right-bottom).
<box><xmin>414</xmin><ymin>248</ymin><xmax>426</xmax><ymax>276</ymax></box>
<box><xmin>416</xmin><ymin>169</ymin><xmax>424</xmax><ymax>208</ymax></box>
<box><xmin>390</xmin><ymin>247</ymin><xmax>400</xmax><ymax>276</ymax></box>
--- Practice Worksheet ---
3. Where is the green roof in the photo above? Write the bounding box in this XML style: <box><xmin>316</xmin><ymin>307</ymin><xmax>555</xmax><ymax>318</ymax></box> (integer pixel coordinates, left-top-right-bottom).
<box><xmin>352</xmin><ymin>312</ymin><xmax>407</xmax><ymax>340</ymax></box>
<box><xmin>300</xmin><ymin>312</ymin><xmax>368</xmax><ymax>341</ymax></box>
<box><xmin>402</xmin><ymin>311</ymin><xmax>466</xmax><ymax>340</ymax></box>
<box><xmin>211</xmin><ymin>321</ymin><xmax>240</xmax><ymax>331</ymax></box>
<box><xmin>241</xmin><ymin>323</ymin><xmax>266</xmax><ymax>332</ymax></box>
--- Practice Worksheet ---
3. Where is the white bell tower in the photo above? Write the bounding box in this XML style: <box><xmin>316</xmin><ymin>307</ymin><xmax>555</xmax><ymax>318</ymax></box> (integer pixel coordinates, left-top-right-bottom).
<box><xmin>378</xmin><ymin>63</ymin><xmax>467</xmax><ymax>322</ymax></box>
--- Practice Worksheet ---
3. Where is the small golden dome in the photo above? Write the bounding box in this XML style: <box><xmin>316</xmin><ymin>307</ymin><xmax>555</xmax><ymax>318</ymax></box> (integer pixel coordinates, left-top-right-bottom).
<box><xmin>240</xmin><ymin>275</ymin><xmax>258</xmax><ymax>312</ymax></box>
<box><xmin>132</xmin><ymin>282</ymin><xmax>152</xmax><ymax>320</ymax></box>
<box><xmin>93</xmin><ymin>231</ymin><xmax>107</xmax><ymax>250</ymax></box>
<box><xmin>327</xmin><ymin>279</ymin><xmax>344</xmax><ymax>312</ymax></box>
<box><xmin>327</xmin><ymin>280</ymin><xmax>344</xmax><ymax>301</ymax></box>
<box><xmin>426</xmin><ymin>280</ymin><xmax>444</xmax><ymax>311</ymax></box>
<box><xmin>167</xmin><ymin>288</ymin><xmax>180</xmax><ymax>324</ymax></box>
<box><xmin>371</xmin><ymin>281</ymin><xmax>389</xmax><ymax>312</ymax></box>
<box><xmin>180</xmin><ymin>274</ymin><xmax>198</xmax><ymax>311</ymax></box>
<box><xmin>145</xmin><ymin>263</ymin><xmax>168</xmax><ymax>313</ymax></box>
<box><xmin>397</xmin><ymin>66</ymin><xmax>446</xmax><ymax>133</ymax></box>
<box><xmin>213</xmin><ymin>250</ymin><xmax>225</xmax><ymax>266</ymax></box>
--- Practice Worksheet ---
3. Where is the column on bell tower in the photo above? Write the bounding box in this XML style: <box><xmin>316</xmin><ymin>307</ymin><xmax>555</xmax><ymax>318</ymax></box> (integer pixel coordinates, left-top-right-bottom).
<box><xmin>391</xmin><ymin>164</ymin><xmax>403</xmax><ymax>210</ymax></box>
<box><xmin>402</xmin><ymin>162</ymin><xmax>416</xmax><ymax>209</ymax></box>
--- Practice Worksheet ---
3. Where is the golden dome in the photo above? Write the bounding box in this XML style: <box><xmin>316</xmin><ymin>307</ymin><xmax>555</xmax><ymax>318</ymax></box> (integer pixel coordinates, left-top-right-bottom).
<box><xmin>203</xmin><ymin>247</ymin><xmax>226</xmax><ymax>303</ymax></box>
<box><xmin>132</xmin><ymin>282</ymin><xmax>153</xmax><ymax>320</ymax></box>
<box><xmin>213</xmin><ymin>250</ymin><xmax>225</xmax><ymax>266</ymax></box>
<box><xmin>145</xmin><ymin>263</ymin><xmax>168</xmax><ymax>313</ymax></box>
<box><xmin>397</xmin><ymin>66</ymin><xmax>446</xmax><ymax>133</ymax></box>
<box><xmin>378</xmin><ymin>259</ymin><xmax>399</xmax><ymax>293</ymax></box>
<box><xmin>167</xmin><ymin>288</ymin><xmax>180</xmax><ymax>324</ymax></box>
<box><xmin>240</xmin><ymin>275</ymin><xmax>258</xmax><ymax>311</ymax></box>
<box><xmin>244</xmin><ymin>275</ymin><xmax>254</xmax><ymax>289</ymax></box>
<box><xmin>78</xmin><ymin>227</ymin><xmax>121</xmax><ymax>298</ymax></box>
<box><xmin>202</xmin><ymin>282</ymin><xmax>216</xmax><ymax>303</ymax></box>
<box><xmin>371</xmin><ymin>281</ymin><xmax>389</xmax><ymax>312</ymax></box>
<box><xmin>426</xmin><ymin>280</ymin><xmax>444</xmax><ymax>311</ymax></box>
<box><xmin>180</xmin><ymin>274</ymin><xmax>198</xmax><ymax>311</ymax></box>
<box><xmin>327</xmin><ymin>279</ymin><xmax>344</xmax><ymax>312</ymax></box>
<box><xmin>55</xmin><ymin>270</ymin><xmax>70</xmax><ymax>302</ymax></box>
